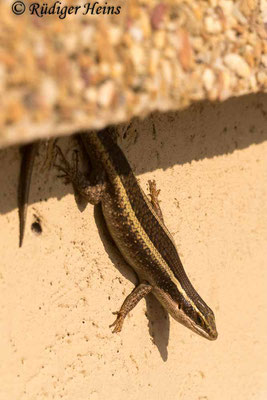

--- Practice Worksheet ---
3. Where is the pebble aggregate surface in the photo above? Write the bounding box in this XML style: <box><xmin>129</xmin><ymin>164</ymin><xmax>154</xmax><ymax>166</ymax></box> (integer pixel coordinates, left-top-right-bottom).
<box><xmin>0</xmin><ymin>0</ymin><xmax>266</xmax><ymax>146</ymax></box>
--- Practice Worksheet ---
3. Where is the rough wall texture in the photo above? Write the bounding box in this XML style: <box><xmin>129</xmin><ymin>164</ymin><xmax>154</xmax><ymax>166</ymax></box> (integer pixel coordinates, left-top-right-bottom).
<box><xmin>0</xmin><ymin>0</ymin><xmax>266</xmax><ymax>147</ymax></box>
<box><xmin>0</xmin><ymin>93</ymin><xmax>266</xmax><ymax>399</ymax></box>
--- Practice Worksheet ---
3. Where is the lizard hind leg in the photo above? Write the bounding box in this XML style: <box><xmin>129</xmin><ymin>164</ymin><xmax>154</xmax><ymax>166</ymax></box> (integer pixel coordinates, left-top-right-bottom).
<box><xmin>110</xmin><ymin>282</ymin><xmax>152</xmax><ymax>333</ymax></box>
<box><xmin>54</xmin><ymin>144</ymin><xmax>107</xmax><ymax>205</ymax></box>
<box><xmin>147</xmin><ymin>179</ymin><xmax>164</xmax><ymax>223</ymax></box>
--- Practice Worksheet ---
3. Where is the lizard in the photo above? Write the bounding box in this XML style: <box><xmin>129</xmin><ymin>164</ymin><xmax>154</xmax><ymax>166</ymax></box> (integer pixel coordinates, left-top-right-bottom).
<box><xmin>18</xmin><ymin>127</ymin><xmax>218</xmax><ymax>340</ymax></box>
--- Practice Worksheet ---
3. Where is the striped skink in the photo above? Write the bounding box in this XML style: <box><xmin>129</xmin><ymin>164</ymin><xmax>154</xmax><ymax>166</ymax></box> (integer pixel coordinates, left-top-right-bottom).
<box><xmin>18</xmin><ymin>127</ymin><xmax>218</xmax><ymax>340</ymax></box>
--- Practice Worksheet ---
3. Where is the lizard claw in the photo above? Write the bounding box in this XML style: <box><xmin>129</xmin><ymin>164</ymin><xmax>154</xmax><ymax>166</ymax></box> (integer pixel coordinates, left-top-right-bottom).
<box><xmin>54</xmin><ymin>145</ymin><xmax>77</xmax><ymax>185</ymax></box>
<box><xmin>54</xmin><ymin>145</ymin><xmax>71</xmax><ymax>169</ymax></box>
<box><xmin>109</xmin><ymin>311</ymin><xmax>124</xmax><ymax>333</ymax></box>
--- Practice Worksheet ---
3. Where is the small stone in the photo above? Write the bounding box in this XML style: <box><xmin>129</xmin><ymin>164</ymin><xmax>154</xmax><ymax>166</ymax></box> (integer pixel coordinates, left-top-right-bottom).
<box><xmin>161</xmin><ymin>60</ymin><xmax>173</xmax><ymax>86</ymax></box>
<box><xmin>109</xmin><ymin>26</ymin><xmax>122</xmax><ymax>46</ymax></box>
<box><xmin>140</xmin><ymin>13</ymin><xmax>151</xmax><ymax>38</ymax></box>
<box><xmin>149</xmin><ymin>49</ymin><xmax>160</xmax><ymax>76</ymax></box>
<box><xmin>64</xmin><ymin>33</ymin><xmax>78</xmax><ymax>54</ymax></box>
<box><xmin>218</xmin><ymin>70</ymin><xmax>231</xmax><ymax>100</ymax></box>
<box><xmin>34</xmin><ymin>38</ymin><xmax>45</xmax><ymax>58</ymax></box>
<box><xmin>129</xmin><ymin>26</ymin><xmax>143</xmax><ymax>42</ymax></box>
<box><xmin>130</xmin><ymin>44</ymin><xmax>145</xmax><ymax>73</ymax></box>
<box><xmin>111</xmin><ymin>62</ymin><xmax>123</xmax><ymax>79</ymax></box>
<box><xmin>80</xmin><ymin>26</ymin><xmax>95</xmax><ymax>48</ymax></box>
<box><xmin>249</xmin><ymin>74</ymin><xmax>257</xmax><ymax>91</ymax></box>
<box><xmin>219</xmin><ymin>0</ymin><xmax>233</xmax><ymax>17</ymax></box>
<box><xmin>203</xmin><ymin>68</ymin><xmax>216</xmax><ymax>92</ymax></box>
<box><xmin>40</xmin><ymin>77</ymin><xmax>58</xmax><ymax>107</ymax></box>
<box><xmin>204</xmin><ymin>15</ymin><xmax>223</xmax><ymax>34</ymax></box>
<box><xmin>244</xmin><ymin>46</ymin><xmax>255</xmax><ymax>68</ymax></box>
<box><xmin>225</xmin><ymin>29</ymin><xmax>237</xmax><ymax>41</ymax></box>
<box><xmin>153</xmin><ymin>30</ymin><xmax>165</xmax><ymax>49</ymax></box>
<box><xmin>224</xmin><ymin>53</ymin><xmax>250</xmax><ymax>78</ymax></box>
<box><xmin>240</xmin><ymin>0</ymin><xmax>257</xmax><ymax>16</ymax></box>
<box><xmin>232</xmin><ymin>5</ymin><xmax>248</xmax><ymax>24</ymax></box>
<box><xmin>178</xmin><ymin>29</ymin><xmax>193</xmax><ymax>71</ymax></box>
<box><xmin>99</xmin><ymin>63</ymin><xmax>111</xmax><ymax>77</ymax></box>
<box><xmin>71</xmin><ymin>78</ymin><xmax>84</xmax><ymax>95</ymax></box>
<box><xmin>150</xmin><ymin>4</ymin><xmax>167</xmax><ymax>30</ymax></box>
<box><xmin>97</xmin><ymin>81</ymin><xmax>115</xmax><ymax>108</ymax></box>
<box><xmin>191</xmin><ymin>36</ymin><xmax>204</xmax><ymax>51</ymax></box>
<box><xmin>84</xmin><ymin>87</ymin><xmax>97</xmax><ymax>103</ymax></box>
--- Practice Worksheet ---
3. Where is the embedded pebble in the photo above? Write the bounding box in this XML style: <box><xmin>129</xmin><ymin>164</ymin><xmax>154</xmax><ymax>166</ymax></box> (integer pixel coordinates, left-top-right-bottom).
<box><xmin>150</xmin><ymin>4</ymin><xmax>167</xmax><ymax>30</ymax></box>
<box><xmin>204</xmin><ymin>16</ymin><xmax>223</xmax><ymax>34</ymax></box>
<box><xmin>203</xmin><ymin>68</ymin><xmax>216</xmax><ymax>92</ymax></box>
<box><xmin>0</xmin><ymin>0</ymin><xmax>265</xmax><ymax>147</ymax></box>
<box><xmin>224</xmin><ymin>53</ymin><xmax>251</xmax><ymax>78</ymax></box>
<box><xmin>153</xmin><ymin>30</ymin><xmax>166</xmax><ymax>49</ymax></box>
<box><xmin>97</xmin><ymin>81</ymin><xmax>115</xmax><ymax>108</ymax></box>
<box><xmin>40</xmin><ymin>78</ymin><xmax>58</xmax><ymax>107</ymax></box>
<box><xmin>84</xmin><ymin>87</ymin><xmax>97</xmax><ymax>103</ymax></box>
<box><xmin>129</xmin><ymin>26</ymin><xmax>144</xmax><ymax>42</ymax></box>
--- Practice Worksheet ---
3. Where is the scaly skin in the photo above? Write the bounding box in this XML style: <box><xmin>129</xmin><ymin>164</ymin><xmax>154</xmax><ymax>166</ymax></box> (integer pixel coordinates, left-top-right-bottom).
<box><xmin>55</xmin><ymin>128</ymin><xmax>218</xmax><ymax>340</ymax></box>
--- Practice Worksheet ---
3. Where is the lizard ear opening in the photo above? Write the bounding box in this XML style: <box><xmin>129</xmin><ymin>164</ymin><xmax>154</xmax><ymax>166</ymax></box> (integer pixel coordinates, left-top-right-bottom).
<box><xmin>196</xmin><ymin>313</ymin><xmax>203</xmax><ymax>326</ymax></box>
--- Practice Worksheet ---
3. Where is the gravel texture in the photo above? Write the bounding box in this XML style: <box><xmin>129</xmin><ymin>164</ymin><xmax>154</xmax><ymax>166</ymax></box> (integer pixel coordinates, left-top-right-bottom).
<box><xmin>0</xmin><ymin>0</ymin><xmax>266</xmax><ymax>147</ymax></box>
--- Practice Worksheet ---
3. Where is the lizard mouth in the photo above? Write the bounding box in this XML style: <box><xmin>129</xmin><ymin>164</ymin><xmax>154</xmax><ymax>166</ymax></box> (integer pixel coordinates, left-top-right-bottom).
<box><xmin>188</xmin><ymin>314</ymin><xmax>218</xmax><ymax>340</ymax></box>
<box><xmin>167</xmin><ymin>300</ymin><xmax>218</xmax><ymax>340</ymax></box>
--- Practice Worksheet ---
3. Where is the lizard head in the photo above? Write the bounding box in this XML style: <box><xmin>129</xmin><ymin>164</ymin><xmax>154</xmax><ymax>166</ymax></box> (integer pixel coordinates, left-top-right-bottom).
<box><xmin>155</xmin><ymin>286</ymin><xmax>218</xmax><ymax>340</ymax></box>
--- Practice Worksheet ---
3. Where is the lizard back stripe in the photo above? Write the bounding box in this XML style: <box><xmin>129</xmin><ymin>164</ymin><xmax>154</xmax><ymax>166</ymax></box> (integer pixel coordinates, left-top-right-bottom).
<box><xmin>95</xmin><ymin>129</ymin><xmax>212</xmax><ymax>317</ymax></box>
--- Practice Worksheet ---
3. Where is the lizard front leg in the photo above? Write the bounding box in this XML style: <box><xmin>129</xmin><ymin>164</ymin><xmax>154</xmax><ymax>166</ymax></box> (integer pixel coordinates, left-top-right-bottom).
<box><xmin>54</xmin><ymin>144</ymin><xmax>107</xmax><ymax>205</ymax></box>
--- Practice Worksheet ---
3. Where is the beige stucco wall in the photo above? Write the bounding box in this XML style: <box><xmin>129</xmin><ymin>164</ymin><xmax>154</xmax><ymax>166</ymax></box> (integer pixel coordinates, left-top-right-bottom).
<box><xmin>0</xmin><ymin>93</ymin><xmax>267</xmax><ymax>399</ymax></box>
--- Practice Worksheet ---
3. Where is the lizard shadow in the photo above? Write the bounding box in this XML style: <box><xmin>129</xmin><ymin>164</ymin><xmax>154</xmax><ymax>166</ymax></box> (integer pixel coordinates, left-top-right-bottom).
<box><xmin>93</xmin><ymin>203</ymin><xmax>170</xmax><ymax>361</ymax></box>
